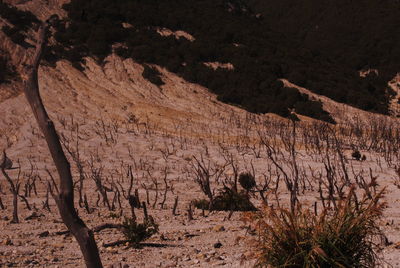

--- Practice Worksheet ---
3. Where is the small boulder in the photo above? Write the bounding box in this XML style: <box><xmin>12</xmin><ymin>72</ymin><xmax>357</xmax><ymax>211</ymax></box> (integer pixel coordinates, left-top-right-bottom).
<box><xmin>212</xmin><ymin>225</ymin><xmax>225</xmax><ymax>232</ymax></box>
<box><xmin>213</xmin><ymin>242</ymin><xmax>223</xmax><ymax>248</ymax></box>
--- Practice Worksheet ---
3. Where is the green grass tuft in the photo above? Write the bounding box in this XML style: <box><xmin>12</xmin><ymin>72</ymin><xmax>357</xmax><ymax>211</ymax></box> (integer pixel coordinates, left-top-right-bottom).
<box><xmin>245</xmin><ymin>188</ymin><xmax>386</xmax><ymax>268</ymax></box>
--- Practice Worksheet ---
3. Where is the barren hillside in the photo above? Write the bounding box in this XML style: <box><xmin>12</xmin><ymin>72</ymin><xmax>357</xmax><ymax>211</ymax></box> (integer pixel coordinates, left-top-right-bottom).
<box><xmin>0</xmin><ymin>1</ymin><xmax>400</xmax><ymax>268</ymax></box>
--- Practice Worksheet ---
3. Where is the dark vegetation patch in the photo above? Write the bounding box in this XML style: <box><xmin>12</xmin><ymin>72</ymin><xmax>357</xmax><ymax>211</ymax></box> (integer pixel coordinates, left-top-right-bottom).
<box><xmin>248</xmin><ymin>0</ymin><xmax>399</xmax><ymax>114</ymax></box>
<box><xmin>42</xmin><ymin>0</ymin><xmax>399</xmax><ymax>122</ymax></box>
<box><xmin>0</xmin><ymin>53</ymin><xmax>15</xmax><ymax>83</ymax></box>
<box><xmin>0</xmin><ymin>2</ymin><xmax>39</xmax><ymax>48</ymax></box>
<box><xmin>0</xmin><ymin>2</ymin><xmax>39</xmax><ymax>84</ymax></box>
<box><xmin>142</xmin><ymin>65</ymin><xmax>164</xmax><ymax>87</ymax></box>
<box><xmin>122</xmin><ymin>216</ymin><xmax>159</xmax><ymax>248</ymax></box>
<box><xmin>212</xmin><ymin>187</ymin><xmax>257</xmax><ymax>211</ymax></box>
<box><xmin>193</xmin><ymin>187</ymin><xmax>256</xmax><ymax>211</ymax></box>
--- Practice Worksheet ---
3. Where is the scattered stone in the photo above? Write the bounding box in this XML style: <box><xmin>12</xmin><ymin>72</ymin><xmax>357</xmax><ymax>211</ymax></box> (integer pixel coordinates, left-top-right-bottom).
<box><xmin>160</xmin><ymin>233</ymin><xmax>167</xmax><ymax>240</ymax></box>
<box><xmin>196</xmin><ymin>253</ymin><xmax>206</xmax><ymax>259</ymax></box>
<box><xmin>213</xmin><ymin>242</ymin><xmax>223</xmax><ymax>248</ymax></box>
<box><xmin>163</xmin><ymin>261</ymin><xmax>177</xmax><ymax>268</ymax></box>
<box><xmin>25</xmin><ymin>212</ymin><xmax>44</xmax><ymax>221</ymax></box>
<box><xmin>193</xmin><ymin>248</ymin><xmax>201</xmax><ymax>254</ymax></box>
<box><xmin>242</xmin><ymin>251</ymin><xmax>253</xmax><ymax>259</ymax></box>
<box><xmin>393</xmin><ymin>241</ymin><xmax>400</xmax><ymax>249</ymax></box>
<box><xmin>184</xmin><ymin>232</ymin><xmax>198</xmax><ymax>238</ymax></box>
<box><xmin>234</xmin><ymin>253</ymin><xmax>242</xmax><ymax>259</ymax></box>
<box><xmin>53</xmin><ymin>243</ymin><xmax>64</xmax><ymax>249</ymax></box>
<box><xmin>212</xmin><ymin>225</ymin><xmax>225</xmax><ymax>232</ymax></box>
<box><xmin>207</xmin><ymin>250</ymin><xmax>216</xmax><ymax>256</ymax></box>
<box><xmin>4</xmin><ymin>238</ymin><xmax>13</xmax><ymax>246</ymax></box>
<box><xmin>39</xmin><ymin>231</ymin><xmax>50</xmax><ymax>238</ymax></box>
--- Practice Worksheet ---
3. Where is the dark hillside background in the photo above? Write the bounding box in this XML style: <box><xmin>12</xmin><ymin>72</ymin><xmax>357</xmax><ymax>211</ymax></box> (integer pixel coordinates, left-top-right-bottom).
<box><xmin>2</xmin><ymin>0</ymin><xmax>400</xmax><ymax>123</ymax></box>
<box><xmin>0</xmin><ymin>2</ymin><xmax>39</xmax><ymax>82</ymax></box>
<box><xmin>0</xmin><ymin>54</ymin><xmax>13</xmax><ymax>83</ymax></box>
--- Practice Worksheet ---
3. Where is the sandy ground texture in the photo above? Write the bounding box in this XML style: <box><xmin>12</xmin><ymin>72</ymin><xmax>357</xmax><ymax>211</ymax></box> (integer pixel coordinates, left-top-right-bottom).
<box><xmin>0</xmin><ymin>54</ymin><xmax>399</xmax><ymax>268</ymax></box>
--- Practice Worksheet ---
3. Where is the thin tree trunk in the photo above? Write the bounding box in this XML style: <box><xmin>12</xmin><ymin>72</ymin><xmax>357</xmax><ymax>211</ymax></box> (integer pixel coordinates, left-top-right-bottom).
<box><xmin>0</xmin><ymin>196</ymin><xmax>5</xmax><ymax>210</ymax></box>
<box><xmin>12</xmin><ymin>190</ymin><xmax>19</xmax><ymax>223</ymax></box>
<box><xmin>1</xmin><ymin>165</ymin><xmax>20</xmax><ymax>223</ymax></box>
<box><xmin>22</xmin><ymin>21</ymin><xmax>103</xmax><ymax>268</ymax></box>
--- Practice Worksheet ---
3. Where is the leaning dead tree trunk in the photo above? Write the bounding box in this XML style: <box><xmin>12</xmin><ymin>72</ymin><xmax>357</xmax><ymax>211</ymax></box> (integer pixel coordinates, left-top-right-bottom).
<box><xmin>22</xmin><ymin>20</ymin><xmax>103</xmax><ymax>268</ymax></box>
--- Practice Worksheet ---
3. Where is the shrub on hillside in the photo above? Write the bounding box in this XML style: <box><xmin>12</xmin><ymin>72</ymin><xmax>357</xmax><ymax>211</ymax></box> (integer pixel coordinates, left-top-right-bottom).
<box><xmin>142</xmin><ymin>65</ymin><xmax>165</xmax><ymax>87</ymax></box>
<box><xmin>2</xmin><ymin>25</ymin><xmax>33</xmax><ymax>48</ymax></box>
<box><xmin>0</xmin><ymin>2</ymin><xmax>38</xmax><ymax>30</ymax></box>
<box><xmin>0</xmin><ymin>2</ymin><xmax>38</xmax><ymax>48</ymax></box>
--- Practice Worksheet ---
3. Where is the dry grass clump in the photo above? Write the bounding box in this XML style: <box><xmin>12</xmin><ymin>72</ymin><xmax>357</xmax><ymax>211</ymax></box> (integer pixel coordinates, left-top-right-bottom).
<box><xmin>245</xmin><ymin>188</ymin><xmax>386</xmax><ymax>268</ymax></box>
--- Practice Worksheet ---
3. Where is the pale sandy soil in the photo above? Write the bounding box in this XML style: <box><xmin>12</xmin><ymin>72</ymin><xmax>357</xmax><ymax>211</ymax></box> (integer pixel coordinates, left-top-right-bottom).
<box><xmin>0</xmin><ymin>55</ymin><xmax>399</xmax><ymax>268</ymax></box>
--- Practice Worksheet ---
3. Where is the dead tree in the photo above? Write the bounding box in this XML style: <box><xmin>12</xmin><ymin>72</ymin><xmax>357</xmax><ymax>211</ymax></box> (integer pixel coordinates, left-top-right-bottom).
<box><xmin>260</xmin><ymin>127</ymin><xmax>298</xmax><ymax>213</ymax></box>
<box><xmin>117</xmin><ymin>165</ymin><xmax>140</xmax><ymax>220</ymax></box>
<box><xmin>22</xmin><ymin>21</ymin><xmax>103</xmax><ymax>267</ymax></box>
<box><xmin>0</xmin><ymin>196</ymin><xmax>5</xmax><ymax>210</ymax></box>
<box><xmin>172</xmin><ymin>196</ymin><xmax>179</xmax><ymax>215</ymax></box>
<box><xmin>87</xmin><ymin>160</ymin><xmax>112</xmax><ymax>210</ymax></box>
<box><xmin>1</xmin><ymin>152</ymin><xmax>21</xmax><ymax>223</ymax></box>
<box><xmin>394</xmin><ymin>166</ymin><xmax>400</xmax><ymax>189</ymax></box>
<box><xmin>160</xmin><ymin>166</ymin><xmax>171</xmax><ymax>209</ymax></box>
<box><xmin>60</xmin><ymin>129</ymin><xmax>86</xmax><ymax>207</ymax></box>
<box><xmin>191</xmin><ymin>155</ymin><xmax>227</xmax><ymax>210</ymax></box>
